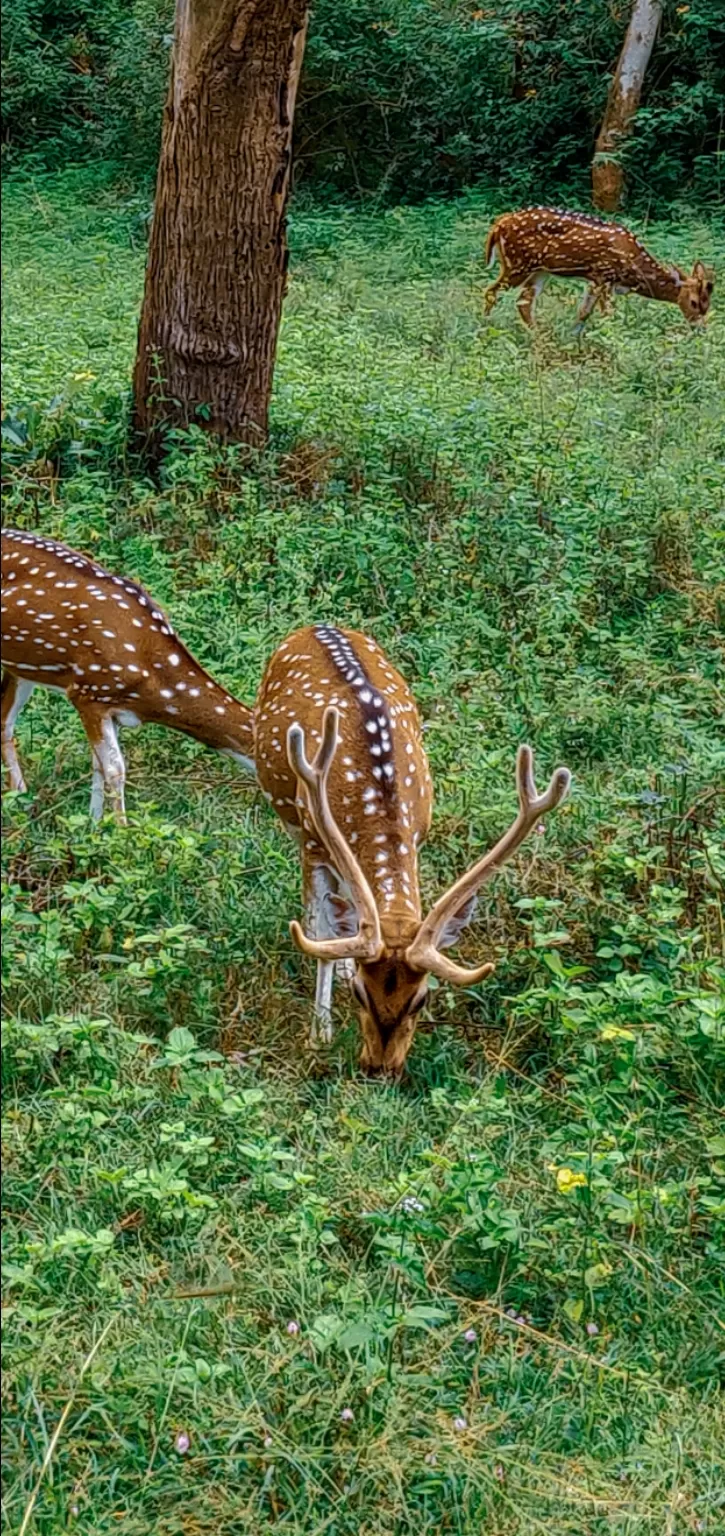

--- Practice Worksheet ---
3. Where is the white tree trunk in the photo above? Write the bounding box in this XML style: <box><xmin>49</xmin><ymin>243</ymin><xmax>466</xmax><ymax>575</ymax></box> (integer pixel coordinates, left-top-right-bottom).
<box><xmin>592</xmin><ymin>0</ymin><xmax>663</xmax><ymax>212</ymax></box>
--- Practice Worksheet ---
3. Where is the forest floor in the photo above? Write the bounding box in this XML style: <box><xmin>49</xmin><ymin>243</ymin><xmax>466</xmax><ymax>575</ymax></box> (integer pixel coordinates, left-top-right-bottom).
<box><xmin>2</xmin><ymin>167</ymin><xmax>724</xmax><ymax>1535</ymax></box>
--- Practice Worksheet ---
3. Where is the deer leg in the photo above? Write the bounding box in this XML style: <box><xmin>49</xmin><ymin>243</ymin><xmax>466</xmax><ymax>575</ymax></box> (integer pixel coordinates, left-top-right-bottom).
<box><xmin>1</xmin><ymin>674</ymin><xmax>34</xmax><ymax>792</ymax></box>
<box><xmin>75</xmin><ymin>704</ymin><xmax>127</xmax><ymax>823</ymax></box>
<box><xmin>516</xmin><ymin>274</ymin><xmax>546</xmax><ymax>329</ymax></box>
<box><xmin>314</xmin><ymin>961</ymin><xmax>335</xmax><ymax>1043</ymax></box>
<box><xmin>483</xmin><ymin>273</ymin><xmax>508</xmax><ymax>314</ymax></box>
<box><xmin>573</xmin><ymin>283</ymin><xmax>606</xmax><ymax>334</ymax></box>
<box><xmin>305</xmin><ymin>863</ymin><xmax>340</xmax><ymax>1044</ymax></box>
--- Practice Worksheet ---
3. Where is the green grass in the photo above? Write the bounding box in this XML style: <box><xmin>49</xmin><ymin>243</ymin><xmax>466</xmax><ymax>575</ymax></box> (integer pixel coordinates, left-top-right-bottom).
<box><xmin>2</xmin><ymin>166</ymin><xmax>725</xmax><ymax>1535</ymax></box>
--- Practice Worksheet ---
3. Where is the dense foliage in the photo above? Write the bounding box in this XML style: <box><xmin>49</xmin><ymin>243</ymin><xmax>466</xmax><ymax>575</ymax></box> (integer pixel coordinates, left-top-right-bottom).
<box><xmin>2</xmin><ymin>0</ymin><xmax>724</xmax><ymax>203</ymax></box>
<box><xmin>2</xmin><ymin>170</ymin><xmax>724</xmax><ymax>1532</ymax></box>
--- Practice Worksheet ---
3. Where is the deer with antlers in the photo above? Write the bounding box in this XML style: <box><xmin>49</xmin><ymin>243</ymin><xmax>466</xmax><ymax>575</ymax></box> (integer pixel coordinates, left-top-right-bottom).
<box><xmin>1</xmin><ymin>528</ymin><xmax>255</xmax><ymax>819</ymax></box>
<box><xmin>255</xmin><ymin>624</ymin><xmax>571</xmax><ymax>1074</ymax></box>
<box><xmin>483</xmin><ymin>207</ymin><xmax>714</xmax><ymax>330</ymax></box>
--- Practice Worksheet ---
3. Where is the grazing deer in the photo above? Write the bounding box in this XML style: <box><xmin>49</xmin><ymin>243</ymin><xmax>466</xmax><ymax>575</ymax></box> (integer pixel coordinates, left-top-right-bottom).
<box><xmin>483</xmin><ymin>207</ymin><xmax>714</xmax><ymax>330</ymax></box>
<box><xmin>255</xmin><ymin>624</ymin><xmax>571</xmax><ymax>1073</ymax></box>
<box><xmin>1</xmin><ymin>528</ymin><xmax>255</xmax><ymax>820</ymax></box>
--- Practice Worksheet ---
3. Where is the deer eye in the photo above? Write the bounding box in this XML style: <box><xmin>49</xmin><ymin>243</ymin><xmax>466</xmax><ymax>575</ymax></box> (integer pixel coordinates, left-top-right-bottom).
<box><xmin>706</xmin><ymin>282</ymin><xmax>713</xmax><ymax>294</ymax></box>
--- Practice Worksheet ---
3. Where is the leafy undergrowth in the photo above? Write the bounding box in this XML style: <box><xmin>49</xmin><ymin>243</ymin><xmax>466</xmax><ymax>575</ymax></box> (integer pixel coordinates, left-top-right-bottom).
<box><xmin>2</xmin><ymin>168</ymin><xmax>724</xmax><ymax>1534</ymax></box>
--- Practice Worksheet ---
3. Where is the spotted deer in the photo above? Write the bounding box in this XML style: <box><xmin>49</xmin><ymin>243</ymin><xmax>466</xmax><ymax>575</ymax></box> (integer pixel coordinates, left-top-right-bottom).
<box><xmin>1</xmin><ymin>528</ymin><xmax>255</xmax><ymax>820</ymax></box>
<box><xmin>255</xmin><ymin>624</ymin><xmax>571</xmax><ymax>1074</ymax></box>
<box><xmin>483</xmin><ymin>207</ymin><xmax>714</xmax><ymax>330</ymax></box>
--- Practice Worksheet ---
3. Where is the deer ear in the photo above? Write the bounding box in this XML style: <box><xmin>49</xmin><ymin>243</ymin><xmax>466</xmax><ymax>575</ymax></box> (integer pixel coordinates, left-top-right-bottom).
<box><xmin>323</xmin><ymin>891</ymin><xmax>359</xmax><ymax>939</ymax></box>
<box><xmin>436</xmin><ymin>892</ymin><xmax>479</xmax><ymax>950</ymax></box>
<box><xmin>692</xmin><ymin>261</ymin><xmax>706</xmax><ymax>280</ymax></box>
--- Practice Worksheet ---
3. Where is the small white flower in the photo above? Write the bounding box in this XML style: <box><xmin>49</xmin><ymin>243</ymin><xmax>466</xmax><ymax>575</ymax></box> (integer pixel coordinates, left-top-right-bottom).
<box><xmin>340</xmin><ymin>1407</ymin><xmax>354</xmax><ymax>1423</ymax></box>
<box><xmin>463</xmin><ymin>1328</ymin><xmax>477</xmax><ymax>1343</ymax></box>
<box><xmin>453</xmin><ymin>1415</ymin><xmax>467</xmax><ymax>1432</ymax></box>
<box><xmin>286</xmin><ymin>1319</ymin><xmax>300</xmax><ymax>1335</ymax></box>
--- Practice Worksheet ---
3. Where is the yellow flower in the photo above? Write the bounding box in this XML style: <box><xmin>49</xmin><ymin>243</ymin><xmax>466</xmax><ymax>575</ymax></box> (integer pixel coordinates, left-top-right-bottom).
<box><xmin>600</xmin><ymin>1024</ymin><xmax>635</xmax><ymax>1041</ymax></box>
<box><xmin>549</xmin><ymin>1165</ymin><xmax>588</xmax><ymax>1194</ymax></box>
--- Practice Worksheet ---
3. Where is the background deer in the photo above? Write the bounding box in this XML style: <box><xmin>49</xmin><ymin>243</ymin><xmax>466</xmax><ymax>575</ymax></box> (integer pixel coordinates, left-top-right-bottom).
<box><xmin>483</xmin><ymin>207</ymin><xmax>714</xmax><ymax>330</ymax></box>
<box><xmin>1</xmin><ymin>528</ymin><xmax>255</xmax><ymax>820</ymax></box>
<box><xmin>255</xmin><ymin>623</ymin><xmax>571</xmax><ymax>1073</ymax></box>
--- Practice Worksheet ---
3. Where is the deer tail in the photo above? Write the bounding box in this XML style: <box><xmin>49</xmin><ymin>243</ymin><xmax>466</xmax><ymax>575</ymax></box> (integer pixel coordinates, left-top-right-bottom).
<box><xmin>485</xmin><ymin>221</ymin><xmax>501</xmax><ymax>268</ymax></box>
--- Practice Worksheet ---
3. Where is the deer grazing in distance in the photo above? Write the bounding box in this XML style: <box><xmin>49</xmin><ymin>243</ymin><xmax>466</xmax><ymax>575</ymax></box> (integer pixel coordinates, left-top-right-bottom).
<box><xmin>255</xmin><ymin>624</ymin><xmax>571</xmax><ymax>1074</ymax></box>
<box><xmin>483</xmin><ymin>207</ymin><xmax>714</xmax><ymax>330</ymax></box>
<box><xmin>1</xmin><ymin>528</ymin><xmax>256</xmax><ymax>820</ymax></box>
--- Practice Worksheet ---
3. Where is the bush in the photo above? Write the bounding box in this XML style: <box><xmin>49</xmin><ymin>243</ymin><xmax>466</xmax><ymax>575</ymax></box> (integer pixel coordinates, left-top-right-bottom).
<box><xmin>2</xmin><ymin>0</ymin><xmax>724</xmax><ymax>204</ymax></box>
<box><xmin>1</xmin><ymin>0</ymin><xmax>169</xmax><ymax>169</ymax></box>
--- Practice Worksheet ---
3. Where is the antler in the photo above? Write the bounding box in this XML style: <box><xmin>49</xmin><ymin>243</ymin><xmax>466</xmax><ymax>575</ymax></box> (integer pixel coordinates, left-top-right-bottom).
<box><xmin>406</xmin><ymin>745</ymin><xmax>571</xmax><ymax>982</ymax></box>
<box><xmin>287</xmin><ymin>707</ymin><xmax>384</xmax><ymax>964</ymax></box>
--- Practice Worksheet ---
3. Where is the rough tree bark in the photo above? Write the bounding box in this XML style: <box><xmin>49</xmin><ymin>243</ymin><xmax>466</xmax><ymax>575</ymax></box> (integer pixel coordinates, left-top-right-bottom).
<box><xmin>592</xmin><ymin>0</ymin><xmax>663</xmax><ymax>212</ymax></box>
<box><xmin>133</xmin><ymin>0</ymin><xmax>308</xmax><ymax>447</ymax></box>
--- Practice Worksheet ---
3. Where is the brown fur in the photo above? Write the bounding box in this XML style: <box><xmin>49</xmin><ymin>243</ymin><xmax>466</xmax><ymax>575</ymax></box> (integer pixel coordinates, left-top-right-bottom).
<box><xmin>255</xmin><ymin>627</ymin><xmax>570</xmax><ymax>1075</ymax></box>
<box><xmin>1</xmin><ymin>528</ymin><xmax>255</xmax><ymax>817</ymax></box>
<box><xmin>255</xmin><ymin>624</ymin><xmax>433</xmax><ymax>1073</ymax></box>
<box><xmin>483</xmin><ymin>207</ymin><xmax>714</xmax><ymax>328</ymax></box>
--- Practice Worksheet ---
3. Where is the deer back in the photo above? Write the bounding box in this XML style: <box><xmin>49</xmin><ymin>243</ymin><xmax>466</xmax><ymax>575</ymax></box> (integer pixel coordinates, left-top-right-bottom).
<box><xmin>1</xmin><ymin>528</ymin><xmax>254</xmax><ymax>760</ymax></box>
<box><xmin>254</xmin><ymin>624</ymin><xmax>433</xmax><ymax>926</ymax></box>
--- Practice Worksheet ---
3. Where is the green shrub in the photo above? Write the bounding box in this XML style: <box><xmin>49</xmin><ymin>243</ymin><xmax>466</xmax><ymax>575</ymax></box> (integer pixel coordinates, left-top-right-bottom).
<box><xmin>2</xmin><ymin>0</ymin><xmax>724</xmax><ymax>204</ymax></box>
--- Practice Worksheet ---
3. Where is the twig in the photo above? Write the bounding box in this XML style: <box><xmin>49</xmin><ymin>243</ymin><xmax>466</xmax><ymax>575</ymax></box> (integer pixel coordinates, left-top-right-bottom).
<box><xmin>18</xmin><ymin>1316</ymin><xmax>116</xmax><ymax>1536</ymax></box>
<box><xmin>624</xmin><ymin>1245</ymin><xmax>725</xmax><ymax>1333</ymax></box>
<box><xmin>679</xmin><ymin>786</ymin><xmax>719</xmax><ymax>826</ymax></box>
<box><xmin>170</xmin><ymin>1282</ymin><xmax>237</xmax><ymax>1300</ymax></box>
<box><xmin>466</xmin><ymin>1299</ymin><xmax>669</xmax><ymax>1390</ymax></box>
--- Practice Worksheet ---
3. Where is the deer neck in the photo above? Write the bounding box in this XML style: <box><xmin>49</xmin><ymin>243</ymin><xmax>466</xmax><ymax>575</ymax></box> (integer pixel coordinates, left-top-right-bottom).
<box><xmin>155</xmin><ymin>682</ymin><xmax>255</xmax><ymax>762</ymax></box>
<box><xmin>629</xmin><ymin>255</ymin><xmax>684</xmax><ymax>305</ymax></box>
<box><xmin>379</xmin><ymin>905</ymin><xmax>421</xmax><ymax>952</ymax></box>
<box><xmin>360</xmin><ymin>822</ymin><xmax>424</xmax><ymax>934</ymax></box>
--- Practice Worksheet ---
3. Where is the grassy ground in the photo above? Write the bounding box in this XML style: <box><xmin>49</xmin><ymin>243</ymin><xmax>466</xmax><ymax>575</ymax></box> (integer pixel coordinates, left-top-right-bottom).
<box><xmin>2</xmin><ymin>167</ymin><xmax>724</xmax><ymax>1535</ymax></box>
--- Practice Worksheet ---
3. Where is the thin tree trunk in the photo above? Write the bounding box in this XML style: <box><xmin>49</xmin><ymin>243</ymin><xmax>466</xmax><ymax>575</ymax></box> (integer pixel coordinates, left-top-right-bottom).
<box><xmin>592</xmin><ymin>0</ymin><xmax>662</xmax><ymax>212</ymax></box>
<box><xmin>133</xmin><ymin>0</ymin><xmax>308</xmax><ymax>448</ymax></box>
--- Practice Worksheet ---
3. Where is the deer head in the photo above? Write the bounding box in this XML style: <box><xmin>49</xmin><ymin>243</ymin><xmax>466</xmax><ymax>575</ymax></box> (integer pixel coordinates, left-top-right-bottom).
<box><xmin>677</xmin><ymin>261</ymin><xmax>715</xmax><ymax>323</ymax></box>
<box><xmin>285</xmin><ymin>700</ymin><xmax>571</xmax><ymax>1074</ymax></box>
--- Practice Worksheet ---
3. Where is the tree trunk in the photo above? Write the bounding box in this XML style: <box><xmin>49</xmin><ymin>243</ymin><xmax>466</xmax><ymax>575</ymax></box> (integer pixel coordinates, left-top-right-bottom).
<box><xmin>592</xmin><ymin>0</ymin><xmax>662</xmax><ymax>212</ymax></box>
<box><xmin>133</xmin><ymin>0</ymin><xmax>308</xmax><ymax>448</ymax></box>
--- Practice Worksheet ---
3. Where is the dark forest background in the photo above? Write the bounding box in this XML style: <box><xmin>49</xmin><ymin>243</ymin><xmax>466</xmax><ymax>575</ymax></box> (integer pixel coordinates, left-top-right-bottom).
<box><xmin>2</xmin><ymin>0</ymin><xmax>724</xmax><ymax>205</ymax></box>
